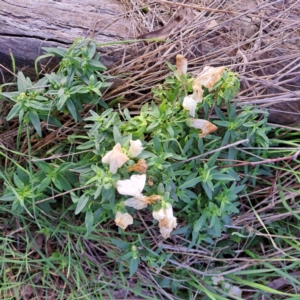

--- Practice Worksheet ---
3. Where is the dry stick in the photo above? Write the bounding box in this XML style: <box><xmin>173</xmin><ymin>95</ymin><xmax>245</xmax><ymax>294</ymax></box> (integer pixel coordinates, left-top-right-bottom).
<box><xmin>179</xmin><ymin>139</ymin><xmax>249</xmax><ymax>163</ymax></box>
<box><xmin>35</xmin><ymin>185</ymin><xmax>94</xmax><ymax>204</ymax></box>
<box><xmin>156</xmin><ymin>0</ymin><xmax>289</xmax><ymax>19</ymax></box>
<box><xmin>267</xmin><ymin>147</ymin><xmax>300</xmax><ymax>198</ymax></box>
<box><xmin>169</xmin><ymin>258</ymin><xmax>252</xmax><ymax>276</ymax></box>
<box><xmin>223</xmin><ymin>148</ymin><xmax>300</xmax><ymax>168</ymax></box>
<box><xmin>136</xmin><ymin>211</ymin><xmax>157</xmax><ymax>244</ymax></box>
<box><xmin>155</xmin><ymin>0</ymin><xmax>239</xmax><ymax>14</ymax></box>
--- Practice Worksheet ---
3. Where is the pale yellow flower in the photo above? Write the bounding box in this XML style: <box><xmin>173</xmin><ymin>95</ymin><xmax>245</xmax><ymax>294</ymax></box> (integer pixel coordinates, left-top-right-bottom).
<box><xmin>190</xmin><ymin>118</ymin><xmax>218</xmax><ymax>138</ymax></box>
<box><xmin>116</xmin><ymin>174</ymin><xmax>148</xmax><ymax>209</ymax></box>
<box><xmin>182</xmin><ymin>96</ymin><xmax>198</xmax><ymax>117</ymax></box>
<box><xmin>102</xmin><ymin>143</ymin><xmax>129</xmax><ymax>174</ymax></box>
<box><xmin>176</xmin><ymin>54</ymin><xmax>188</xmax><ymax>75</ymax></box>
<box><xmin>224</xmin><ymin>283</ymin><xmax>242</xmax><ymax>298</ymax></box>
<box><xmin>129</xmin><ymin>139</ymin><xmax>144</xmax><ymax>157</ymax></box>
<box><xmin>115</xmin><ymin>211</ymin><xmax>133</xmax><ymax>230</ymax></box>
<box><xmin>153</xmin><ymin>203</ymin><xmax>177</xmax><ymax>239</ymax></box>
<box><xmin>212</xmin><ymin>275</ymin><xmax>225</xmax><ymax>285</ymax></box>
<box><xmin>117</xmin><ymin>174</ymin><xmax>161</xmax><ymax>209</ymax></box>
<box><xmin>192</xmin><ymin>66</ymin><xmax>225</xmax><ymax>101</ymax></box>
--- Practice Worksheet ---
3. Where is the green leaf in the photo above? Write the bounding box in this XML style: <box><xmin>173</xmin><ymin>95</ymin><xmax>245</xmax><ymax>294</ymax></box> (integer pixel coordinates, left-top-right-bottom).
<box><xmin>102</xmin><ymin>186</ymin><xmax>115</xmax><ymax>211</ymax></box>
<box><xmin>34</xmin><ymin>161</ymin><xmax>53</xmax><ymax>173</ymax></box>
<box><xmin>35</xmin><ymin>54</ymin><xmax>54</xmax><ymax>76</ymax></box>
<box><xmin>42</xmin><ymin>46</ymin><xmax>67</xmax><ymax>57</ymax></box>
<box><xmin>17</xmin><ymin>71</ymin><xmax>31</xmax><ymax>92</ymax></box>
<box><xmin>75</xmin><ymin>194</ymin><xmax>89</xmax><ymax>215</ymax></box>
<box><xmin>37</xmin><ymin>177</ymin><xmax>52</xmax><ymax>192</ymax></box>
<box><xmin>39</xmin><ymin>115</ymin><xmax>62</xmax><ymax>127</ymax></box>
<box><xmin>202</xmin><ymin>182</ymin><xmax>213</xmax><ymax>199</ymax></box>
<box><xmin>113</xmin><ymin>126</ymin><xmax>122</xmax><ymax>144</ymax></box>
<box><xmin>153</xmin><ymin>134</ymin><xmax>162</xmax><ymax>153</ymax></box>
<box><xmin>179</xmin><ymin>177</ymin><xmax>202</xmax><ymax>190</ymax></box>
<box><xmin>7</xmin><ymin>103</ymin><xmax>23</xmax><ymax>121</ymax></box>
<box><xmin>214</xmin><ymin>105</ymin><xmax>226</xmax><ymax>121</ymax></box>
<box><xmin>56</xmin><ymin>173</ymin><xmax>72</xmax><ymax>191</ymax></box>
<box><xmin>87</xmin><ymin>42</ymin><xmax>96</xmax><ymax>59</ymax></box>
<box><xmin>29</xmin><ymin>110</ymin><xmax>42</xmax><ymax>136</ymax></box>
<box><xmin>129</xmin><ymin>257</ymin><xmax>139</xmax><ymax>277</ymax></box>
<box><xmin>207</xmin><ymin>151</ymin><xmax>220</xmax><ymax>166</ymax></box>
<box><xmin>0</xmin><ymin>193</ymin><xmax>15</xmax><ymax>201</ymax></box>
<box><xmin>146</xmin><ymin>120</ymin><xmax>160</xmax><ymax>132</ymax></box>
<box><xmin>214</xmin><ymin>120</ymin><xmax>230</xmax><ymax>127</ymax></box>
<box><xmin>0</xmin><ymin>91</ymin><xmax>21</xmax><ymax>101</ymax></box>
<box><xmin>111</xmin><ymin>239</ymin><xmax>131</xmax><ymax>250</ymax></box>
<box><xmin>69</xmin><ymin>85</ymin><xmax>86</xmax><ymax>94</ymax></box>
<box><xmin>70</xmin><ymin>192</ymin><xmax>80</xmax><ymax>204</ymax></box>
<box><xmin>89</xmin><ymin>59</ymin><xmax>106</xmax><ymax>70</ymax></box>
<box><xmin>212</xmin><ymin>174</ymin><xmax>235</xmax><ymax>181</ymax></box>
<box><xmin>14</xmin><ymin>174</ymin><xmax>24</xmax><ymax>189</ymax></box>
<box><xmin>66</xmin><ymin>99</ymin><xmax>78</xmax><ymax>121</ymax></box>
<box><xmin>84</xmin><ymin>210</ymin><xmax>94</xmax><ymax>237</ymax></box>
<box><xmin>194</xmin><ymin>212</ymin><xmax>208</xmax><ymax>232</ymax></box>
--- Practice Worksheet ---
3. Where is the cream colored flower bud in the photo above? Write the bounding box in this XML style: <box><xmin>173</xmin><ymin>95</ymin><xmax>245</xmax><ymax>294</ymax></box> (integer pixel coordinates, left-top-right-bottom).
<box><xmin>153</xmin><ymin>203</ymin><xmax>177</xmax><ymax>239</ymax></box>
<box><xmin>117</xmin><ymin>174</ymin><xmax>148</xmax><ymax>210</ymax></box>
<box><xmin>190</xmin><ymin>118</ymin><xmax>218</xmax><ymax>137</ymax></box>
<box><xmin>224</xmin><ymin>283</ymin><xmax>242</xmax><ymax>298</ymax></box>
<box><xmin>194</xmin><ymin>66</ymin><xmax>225</xmax><ymax>89</ymax></box>
<box><xmin>116</xmin><ymin>174</ymin><xmax>146</xmax><ymax>198</ymax></box>
<box><xmin>115</xmin><ymin>211</ymin><xmax>133</xmax><ymax>230</ymax></box>
<box><xmin>192</xmin><ymin>66</ymin><xmax>225</xmax><ymax>101</ymax></box>
<box><xmin>129</xmin><ymin>139</ymin><xmax>144</xmax><ymax>157</ymax></box>
<box><xmin>176</xmin><ymin>54</ymin><xmax>188</xmax><ymax>75</ymax></box>
<box><xmin>183</xmin><ymin>96</ymin><xmax>198</xmax><ymax>117</ymax></box>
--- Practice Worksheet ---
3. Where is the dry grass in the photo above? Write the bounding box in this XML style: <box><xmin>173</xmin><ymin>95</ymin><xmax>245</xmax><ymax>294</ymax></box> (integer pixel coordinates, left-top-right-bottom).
<box><xmin>1</xmin><ymin>0</ymin><xmax>300</xmax><ymax>298</ymax></box>
<box><xmin>105</xmin><ymin>0</ymin><xmax>300</xmax><ymax>117</ymax></box>
<box><xmin>102</xmin><ymin>1</ymin><xmax>300</xmax><ymax>297</ymax></box>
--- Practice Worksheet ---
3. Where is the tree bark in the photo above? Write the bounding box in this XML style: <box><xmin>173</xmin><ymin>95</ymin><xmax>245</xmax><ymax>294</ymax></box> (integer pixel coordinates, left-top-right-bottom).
<box><xmin>0</xmin><ymin>0</ymin><xmax>129</xmax><ymax>82</ymax></box>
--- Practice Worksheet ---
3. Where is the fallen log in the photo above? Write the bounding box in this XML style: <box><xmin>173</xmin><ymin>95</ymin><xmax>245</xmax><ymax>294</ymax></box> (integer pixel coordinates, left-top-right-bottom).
<box><xmin>0</xmin><ymin>0</ymin><xmax>130</xmax><ymax>82</ymax></box>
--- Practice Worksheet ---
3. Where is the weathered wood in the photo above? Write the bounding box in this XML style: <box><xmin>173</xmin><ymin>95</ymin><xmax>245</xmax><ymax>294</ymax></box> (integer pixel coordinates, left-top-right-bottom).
<box><xmin>0</xmin><ymin>0</ymin><xmax>129</xmax><ymax>81</ymax></box>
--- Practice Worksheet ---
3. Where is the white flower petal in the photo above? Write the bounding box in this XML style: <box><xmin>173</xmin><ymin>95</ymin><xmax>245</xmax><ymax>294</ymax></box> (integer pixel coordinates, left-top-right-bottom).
<box><xmin>160</xmin><ymin>226</ymin><xmax>174</xmax><ymax>239</ymax></box>
<box><xmin>191</xmin><ymin>86</ymin><xmax>204</xmax><ymax>103</ymax></box>
<box><xmin>189</xmin><ymin>118</ymin><xmax>218</xmax><ymax>137</ymax></box>
<box><xmin>115</xmin><ymin>211</ymin><xmax>133</xmax><ymax>230</ymax></box>
<box><xmin>194</xmin><ymin>66</ymin><xmax>225</xmax><ymax>90</ymax></box>
<box><xmin>153</xmin><ymin>203</ymin><xmax>177</xmax><ymax>239</ymax></box>
<box><xmin>224</xmin><ymin>283</ymin><xmax>242</xmax><ymax>298</ymax></box>
<box><xmin>129</xmin><ymin>174</ymin><xmax>146</xmax><ymax>195</ymax></box>
<box><xmin>124</xmin><ymin>197</ymin><xmax>148</xmax><ymax>210</ymax></box>
<box><xmin>183</xmin><ymin>96</ymin><xmax>197</xmax><ymax>117</ymax></box>
<box><xmin>129</xmin><ymin>139</ymin><xmax>144</xmax><ymax>157</ymax></box>
<box><xmin>116</xmin><ymin>174</ymin><xmax>146</xmax><ymax>197</ymax></box>
<box><xmin>102</xmin><ymin>143</ymin><xmax>129</xmax><ymax>174</ymax></box>
<box><xmin>212</xmin><ymin>275</ymin><xmax>224</xmax><ymax>286</ymax></box>
<box><xmin>153</xmin><ymin>209</ymin><xmax>165</xmax><ymax>221</ymax></box>
<box><xmin>190</xmin><ymin>118</ymin><xmax>208</xmax><ymax>129</ymax></box>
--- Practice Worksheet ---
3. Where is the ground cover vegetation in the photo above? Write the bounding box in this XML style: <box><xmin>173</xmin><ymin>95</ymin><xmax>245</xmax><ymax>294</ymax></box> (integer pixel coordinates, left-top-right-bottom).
<box><xmin>1</xmin><ymin>1</ymin><xmax>300</xmax><ymax>298</ymax></box>
<box><xmin>1</xmin><ymin>36</ymin><xmax>300</xmax><ymax>299</ymax></box>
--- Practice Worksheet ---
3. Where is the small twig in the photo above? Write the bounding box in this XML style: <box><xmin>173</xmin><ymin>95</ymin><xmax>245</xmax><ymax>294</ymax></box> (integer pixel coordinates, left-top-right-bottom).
<box><xmin>31</xmin><ymin>150</ymin><xmax>90</xmax><ymax>162</ymax></box>
<box><xmin>223</xmin><ymin>148</ymin><xmax>300</xmax><ymax>168</ymax></box>
<box><xmin>35</xmin><ymin>184</ymin><xmax>94</xmax><ymax>204</ymax></box>
<box><xmin>179</xmin><ymin>139</ymin><xmax>249</xmax><ymax>163</ymax></box>
<box><xmin>155</xmin><ymin>0</ymin><xmax>236</xmax><ymax>14</ymax></box>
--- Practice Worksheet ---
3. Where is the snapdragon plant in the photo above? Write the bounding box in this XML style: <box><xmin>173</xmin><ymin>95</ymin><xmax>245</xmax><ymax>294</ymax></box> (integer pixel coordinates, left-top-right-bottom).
<box><xmin>0</xmin><ymin>40</ymin><xmax>273</xmax><ymax>277</ymax></box>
